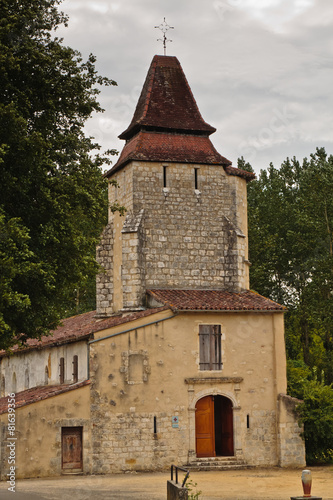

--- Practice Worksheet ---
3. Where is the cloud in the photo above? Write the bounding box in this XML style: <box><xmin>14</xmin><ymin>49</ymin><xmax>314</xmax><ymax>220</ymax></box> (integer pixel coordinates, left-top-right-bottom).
<box><xmin>57</xmin><ymin>0</ymin><xmax>333</xmax><ymax>172</ymax></box>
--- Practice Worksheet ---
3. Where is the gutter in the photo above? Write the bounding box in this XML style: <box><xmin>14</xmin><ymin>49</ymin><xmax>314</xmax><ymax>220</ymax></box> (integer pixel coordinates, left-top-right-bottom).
<box><xmin>167</xmin><ymin>308</ymin><xmax>285</xmax><ymax>314</ymax></box>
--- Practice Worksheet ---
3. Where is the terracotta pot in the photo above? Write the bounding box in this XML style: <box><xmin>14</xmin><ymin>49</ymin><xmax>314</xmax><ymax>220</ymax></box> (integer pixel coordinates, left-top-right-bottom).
<box><xmin>302</xmin><ymin>469</ymin><xmax>312</xmax><ymax>497</ymax></box>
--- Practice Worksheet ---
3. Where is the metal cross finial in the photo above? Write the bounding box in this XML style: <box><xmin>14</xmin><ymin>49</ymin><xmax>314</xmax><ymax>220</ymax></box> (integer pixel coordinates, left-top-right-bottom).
<box><xmin>155</xmin><ymin>17</ymin><xmax>174</xmax><ymax>56</ymax></box>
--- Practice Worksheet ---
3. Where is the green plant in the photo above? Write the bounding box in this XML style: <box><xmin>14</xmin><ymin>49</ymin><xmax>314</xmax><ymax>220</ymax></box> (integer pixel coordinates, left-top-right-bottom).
<box><xmin>185</xmin><ymin>478</ymin><xmax>202</xmax><ymax>500</ymax></box>
<box><xmin>297</xmin><ymin>380</ymin><xmax>333</xmax><ymax>464</ymax></box>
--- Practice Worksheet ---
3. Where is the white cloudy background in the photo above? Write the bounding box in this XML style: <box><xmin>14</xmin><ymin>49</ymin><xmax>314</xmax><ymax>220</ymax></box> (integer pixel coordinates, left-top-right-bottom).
<box><xmin>56</xmin><ymin>0</ymin><xmax>333</xmax><ymax>173</ymax></box>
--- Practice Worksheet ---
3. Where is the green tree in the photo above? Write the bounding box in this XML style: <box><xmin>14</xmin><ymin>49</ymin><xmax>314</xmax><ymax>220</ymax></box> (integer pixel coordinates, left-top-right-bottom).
<box><xmin>287</xmin><ymin>359</ymin><xmax>313</xmax><ymax>400</ymax></box>
<box><xmin>245</xmin><ymin>149</ymin><xmax>333</xmax><ymax>463</ymax></box>
<box><xmin>0</xmin><ymin>0</ymin><xmax>119</xmax><ymax>349</ymax></box>
<box><xmin>246</xmin><ymin>149</ymin><xmax>333</xmax><ymax>383</ymax></box>
<box><xmin>297</xmin><ymin>380</ymin><xmax>333</xmax><ymax>464</ymax></box>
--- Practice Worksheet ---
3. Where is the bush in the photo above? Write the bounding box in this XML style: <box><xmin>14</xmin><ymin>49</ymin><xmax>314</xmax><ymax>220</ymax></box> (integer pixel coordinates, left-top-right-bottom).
<box><xmin>297</xmin><ymin>380</ymin><xmax>333</xmax><ymax>464</ymax></box>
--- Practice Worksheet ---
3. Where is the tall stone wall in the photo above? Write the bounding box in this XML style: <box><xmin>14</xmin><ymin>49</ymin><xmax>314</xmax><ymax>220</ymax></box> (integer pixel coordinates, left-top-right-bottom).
<box><xmin>121</xmin><ymin>209</ymin><xmax>146</xmax><ymax>310</ymax></box>
<box><xmin>96</xmin><ymin>222</ymin><xmax>114</xmax><ymax>317</ymax></box>
<box><xmin>102</xmin><ymin>161</ymin><xmax>250</xmax><ymax>313</ymax></box>
<box><xmin>132</xmin><ymin>161</ymin><xmax>248</xmax><ymax>292</ymax></box>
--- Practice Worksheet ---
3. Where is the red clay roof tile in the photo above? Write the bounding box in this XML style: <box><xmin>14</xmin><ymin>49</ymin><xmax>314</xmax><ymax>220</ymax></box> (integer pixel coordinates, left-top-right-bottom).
<box><xmin>106</xmin><ymin>55</ymin><xmax>255</xmax><ymax>182</ymax></box>
<box><xmin>225</xmin><ymin>165</ymin><xmax>255</xmax><ymax>181</ymax></box>
<box><xmin>0</xmin><ymin>380</ymin><xmax>90</xmax><ymax>414</ymax></box>
<box><xmin>119</xmin><ymin>55</ymin><xmax>216</xmax><ymax>140</ymax></box>
<box><xmin>147</xmin><ymin>289</ymin><xmax>285</xmax><ymax>312</ymax></box>
<box><xmin>106</xmin><ymin>131</ymin><xmax>232</xmax><ymax>176</ymax></box>
<box><xmin>0</xmin><ymin>307</ymin><xmax>169</xmax><ymax>357</ymax></box>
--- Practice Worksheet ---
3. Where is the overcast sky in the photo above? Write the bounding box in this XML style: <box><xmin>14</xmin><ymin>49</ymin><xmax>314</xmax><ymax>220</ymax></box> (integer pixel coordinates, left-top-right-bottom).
<box><xmin>56</xmin><ymin>0</ymin><xmax>333</xmax><ymax>173</ymax></box>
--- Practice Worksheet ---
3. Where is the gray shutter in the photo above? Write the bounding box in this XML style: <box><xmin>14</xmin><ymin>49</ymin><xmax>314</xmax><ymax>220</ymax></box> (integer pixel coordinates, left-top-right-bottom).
<box><xmin>199</xmin><ymin>325</ymin><xmax>222</xmax><ymax>371</ymax></box>
<box><xmin>199</xmin><ymin>325</ymin><xmax>211</xmax><ymax>370</ymax></box>
<box><xmin>212</xmin><ymin>325</ymin><xmax>222</xmax><ymax>370</ymax></box>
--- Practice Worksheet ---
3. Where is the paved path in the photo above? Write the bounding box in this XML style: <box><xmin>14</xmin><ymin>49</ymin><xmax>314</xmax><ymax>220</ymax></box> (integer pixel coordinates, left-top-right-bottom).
<box><xmin>0</xmin><ymin>467</ymin><xmax>332</xmax><ymax>499</ymax></box>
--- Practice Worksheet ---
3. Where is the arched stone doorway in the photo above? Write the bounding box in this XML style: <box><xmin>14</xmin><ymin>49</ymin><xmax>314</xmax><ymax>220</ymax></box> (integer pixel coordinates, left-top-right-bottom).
<box><xmin>195</xmin><ymin>395</ymin><xmax>234</xmax><ymax>458</ymax></box>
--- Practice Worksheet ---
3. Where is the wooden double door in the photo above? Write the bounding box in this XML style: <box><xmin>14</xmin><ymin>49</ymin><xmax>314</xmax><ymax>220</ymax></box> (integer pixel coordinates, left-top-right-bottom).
<box><xmin>195</xmin><ymin>395</ymin><xmax>234</xmax><ymax>458</ymax></box>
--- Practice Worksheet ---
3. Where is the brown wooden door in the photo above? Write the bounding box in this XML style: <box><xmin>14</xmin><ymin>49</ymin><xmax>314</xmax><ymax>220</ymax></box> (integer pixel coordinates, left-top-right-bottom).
<box><xmin>195</xmin><ymin>396</ymin><xmax>215</xmax><ymax>458</ymax></box>
<box><xmin>220</xmin><ymin>397</ymin><xmax>234</xmax><ymax>456</ymax></box>
<box><xmin>62</xmin><ymin>427</ymin><xmax>83</xmax><ymax>470</ymax></box>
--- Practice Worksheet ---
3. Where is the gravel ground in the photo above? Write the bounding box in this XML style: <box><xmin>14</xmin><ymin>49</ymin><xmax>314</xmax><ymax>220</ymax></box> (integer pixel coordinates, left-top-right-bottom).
<box><xmin>0</xmin><ymin>466</ymin><xmax>332</xmax><ymax>500</ymax></box>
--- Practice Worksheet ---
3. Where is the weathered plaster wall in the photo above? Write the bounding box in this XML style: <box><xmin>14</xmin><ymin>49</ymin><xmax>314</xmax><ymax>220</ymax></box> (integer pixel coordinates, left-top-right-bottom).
<box><xmin>89</xmin><ymin>309</ymin><xmax>301</xmax><ymax>472</ymax></box>
<box><xmin>0</xmin><ymin>385</ymin><xmax>91</xmax><ymax>480</ymax></box>
<box><xmin>0</xmin><ymin>341</ymin><xmax>88</xmax><ymax>395</ymax></box>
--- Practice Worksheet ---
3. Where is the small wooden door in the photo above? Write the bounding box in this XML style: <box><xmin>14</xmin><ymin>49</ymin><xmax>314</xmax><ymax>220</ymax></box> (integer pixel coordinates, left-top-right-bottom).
<box><xmin>62</xmin><ymin>427</ymin><xmax>83</xmax><ymax>471</ymax></box>
<box><xmin>195</xmin><ymin>396</ymin><xmax>215</xmax><ymax>458</ymax></box>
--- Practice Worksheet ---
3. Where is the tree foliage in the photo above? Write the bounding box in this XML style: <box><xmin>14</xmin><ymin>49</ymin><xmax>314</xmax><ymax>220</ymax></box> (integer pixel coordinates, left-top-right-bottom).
<box><xmin>246</xmin><ymin>148</ymin><xmax>333</xmax><ymax>382</ymax></box>
<box><xmin>297</xmin><ymin>379</ymin><xmax>333</xmax><ymax>464</ymax></box>
<box><xmin>245</xmin><ymin>148</ymin><xmax>333</xmax><ymax>462</ymax></box>
<box><xmin>0</xmin><ymin>0</ymin><xmax>118</xmax><ymax>349</ymax></box>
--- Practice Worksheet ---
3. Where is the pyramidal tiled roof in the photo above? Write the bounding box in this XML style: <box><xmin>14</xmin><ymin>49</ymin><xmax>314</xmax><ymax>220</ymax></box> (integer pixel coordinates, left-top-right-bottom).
<box><xmin>119</xmin><ymin>55</ymin><xmax>216</xmax><ymax>140</ymax></box>
<box><xmin>106</xmin><ymin>55</ymin><xmax>255</xmax><ymax>181</ymax></box>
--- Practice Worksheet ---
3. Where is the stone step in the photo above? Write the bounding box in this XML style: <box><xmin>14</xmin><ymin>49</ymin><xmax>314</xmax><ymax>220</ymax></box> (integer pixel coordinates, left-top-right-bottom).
<box><xmin>186</xmin><ymin>464</ymin><xmax>251</xmax><ymax>471</ymax></box>
<box><xmin>189</xmin><ymin>456</ymin><xmax>244</xmax><ymax>463</ymax></box>
<box><xmin>185</xmin><ymin>457</ymin><xmax>250</xmax><ymax>471</ymax></box>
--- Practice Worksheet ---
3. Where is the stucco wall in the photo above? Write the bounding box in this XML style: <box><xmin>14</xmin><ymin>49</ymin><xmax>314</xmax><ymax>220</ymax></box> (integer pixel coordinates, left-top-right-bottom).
<box><xmin>89</xmin><ymin>308</ymin><xmax>297</xmax><ymax>472</ymax></box>
<box><xmin>0</xmin><ymin>384</ymin><xmax>91</xmax><ymax>480</ymax></box>
<box><xmin>0</xmin><ymin>308</ymin><xmax>305</xmax><ymax>479</ymax></box>
<box><xmin>0</xmin><ymin>341</ymin><xmax>88</xmax><ymax>396</ymax></box>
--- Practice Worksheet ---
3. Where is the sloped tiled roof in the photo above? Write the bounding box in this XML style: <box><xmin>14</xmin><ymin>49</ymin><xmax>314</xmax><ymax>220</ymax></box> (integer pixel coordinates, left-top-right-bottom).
<box><xmin>0</xmin><ymin>306</ymin><xmax>169</xmax><ymax>357</ymax></box>
<box><xmin>119</xmin><ymin>55</ymin><xmax>216</xmax><ymax>140</ymax></box>
<box><xmin>106</xmin><ymin>131</ymin><xmax>232</xmax><ymax>176</ymax></box>
<box><xmin>0</xmin><ymin>311</ymin><xmax>97</xmax><ymax>357</ymax></box>
<box><xmin>0</xmin><ymin>380</ymin><xmax>90</xmax><ymax>415</ymax></box>
<box><xmin>225</xmin><ymin>165</ymin><xmax>256</xmax><ymax>181</ymax></box>
<box><xmin>147</xmin><ymin>289</ymin><xmax>285</xmax><ymax>312</ymax></box>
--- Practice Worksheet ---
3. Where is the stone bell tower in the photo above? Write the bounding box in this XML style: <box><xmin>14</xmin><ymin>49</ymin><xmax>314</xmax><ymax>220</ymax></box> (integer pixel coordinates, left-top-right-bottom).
<box><xmin>96</xmin><ymin>55</ymin><xmax>255</xmax><ymax>317</ymax></box>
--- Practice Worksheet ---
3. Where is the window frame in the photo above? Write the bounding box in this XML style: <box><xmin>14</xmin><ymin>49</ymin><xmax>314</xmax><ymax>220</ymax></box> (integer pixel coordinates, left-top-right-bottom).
<box><xmin>194</xmin><ymin>167</ymin><xmax>199</xmax><ymax>190</ymax></box>
<box><xmin>163</xmin><ymin>165</ymin><xmax>167</xmax><ymax>188</ymax></box>
<box><xmin>199</xmin><ymin>324</ymin><xmax>222</xmax><ymax>371</ymax></box>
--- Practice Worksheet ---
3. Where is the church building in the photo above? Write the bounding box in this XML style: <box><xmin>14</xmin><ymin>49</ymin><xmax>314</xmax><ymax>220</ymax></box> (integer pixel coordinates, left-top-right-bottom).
<box><xmin>0</xmin><ymin>55</ymin><xmax>305</xmax><ymax>479</ymax></box>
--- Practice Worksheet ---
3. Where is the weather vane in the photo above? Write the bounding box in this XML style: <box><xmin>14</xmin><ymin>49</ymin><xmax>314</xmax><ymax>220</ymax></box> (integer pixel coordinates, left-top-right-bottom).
<box><xmin>155</xmin><ymin>17</ymin><xmax>174</xmax><ymax>56</ymax></box>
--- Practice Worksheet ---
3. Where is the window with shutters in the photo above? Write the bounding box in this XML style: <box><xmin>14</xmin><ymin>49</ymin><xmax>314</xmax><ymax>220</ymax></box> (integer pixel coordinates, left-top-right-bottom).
<box><xmin>72</xmin><ymin>355</ymin><xmax>78</xmax><ymax>383</ymax></box>
<box><xmin>59</xmin><ymin>357</ymin><xmax>65</xmax><ymax>384</ymax></box>
<box><xmin>199</xmin><ymin>324</ymin><xmax>222</xmax><ymax>371</ymax></box>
